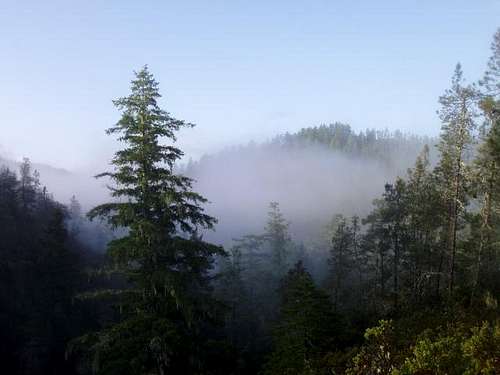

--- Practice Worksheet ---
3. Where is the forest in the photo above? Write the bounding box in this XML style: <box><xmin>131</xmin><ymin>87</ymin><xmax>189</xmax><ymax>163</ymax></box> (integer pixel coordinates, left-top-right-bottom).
<box><xmin>0</xmin><ymin>27</ymin><xmax>500</xmax><ymax>375</ymax></box>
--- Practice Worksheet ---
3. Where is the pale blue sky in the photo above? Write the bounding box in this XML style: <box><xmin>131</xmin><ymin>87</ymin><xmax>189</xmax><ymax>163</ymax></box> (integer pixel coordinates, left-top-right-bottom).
<box><xmin>1</xmin><ymin>0</ymin><xmax>499</xmax><ymax>169</ymax></box>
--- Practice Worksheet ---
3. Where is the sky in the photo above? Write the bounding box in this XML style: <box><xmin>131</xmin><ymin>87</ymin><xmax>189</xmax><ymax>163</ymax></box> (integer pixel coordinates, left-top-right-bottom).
<box><xmin>0</xmin><ymin>0</ymin><xmax>499</xmax><ymax>170</ymax></box>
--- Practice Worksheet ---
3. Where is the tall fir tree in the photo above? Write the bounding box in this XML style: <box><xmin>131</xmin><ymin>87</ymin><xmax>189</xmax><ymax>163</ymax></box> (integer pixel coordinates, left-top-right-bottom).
<box><xmin>470</xmin><ymin>100</ymin><xmax>500</xmax><ymax>300</ymax></box>
<box><xmin>328</xmin><ymin>214</ymin><xmax>352</xmax><ymax>312</ymax></box>
<box><xmin>435</xmin><ymin>63</ymin><xmax>478</xmax><ymax>295</ymax></box>
<box><xmin>381</xmin><ymin>179</ymin><xmax>408</xmax><ymax>310</ymax></box>
<box><xmin>263</xmin><ymin>261</ymin><xmax>340</xmax><ymax>375</ymax></box>
<box><xmin>470</xmin><ymin>28</ymin><xmax>500</xmax><ymax>299</ymax></box>
<box><xmin>80</xmin><ymin>66</ymin><xmax>225</xmax><ymax>374</ymax></box>
<box><xmin>480</xmin><ymin>27</ymin><xmax>500</xmax><ymax>97</ymax></box>
<box><xmin>264</xmin><ymin>201</ymin><xmax>291</xmax><ymax>277</ymax></box>
<box><xmin>405</xmin><ymin>145</ymin><xmax>443</xmax><ymax>301</ymax></box>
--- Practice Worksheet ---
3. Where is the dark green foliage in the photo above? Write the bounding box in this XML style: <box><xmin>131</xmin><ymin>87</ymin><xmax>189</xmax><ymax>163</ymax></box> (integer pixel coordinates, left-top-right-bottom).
<box><xmin>347</xmin><ymin>311</ymin><xmax>500</xmax><ymax>375</ymax></box>
<box><xmin>327</xmin><ymin>215</ymin><xmax>368</xmax><ymax>312</ymax></box>
<box><xmin>214</xmin><ymin>202</ymin><xmax>296</xmax><ymax>372</ymax></box>
<box><xmin>78</xmin><ymin>66</ymin><xmax>226</xmax><ymax>374</ymax></box>
<box><xmin>0</xmin><ymin>161</ymin><xmax>88</xmax><ymax>374</ymax></box>
<box><xmin>264</xmin><ymin>262</ymin><xmax>342</xmax><ymax>375</ymax></box>
<box><xmin>435</xmin><ymin>63</ymin><xmax>479</xmax><ymax>295</ymax></box>
<box><xmin>347</xmin><ymin>320</ymin><xmax>398</xmax><ymax>375</ymax></box>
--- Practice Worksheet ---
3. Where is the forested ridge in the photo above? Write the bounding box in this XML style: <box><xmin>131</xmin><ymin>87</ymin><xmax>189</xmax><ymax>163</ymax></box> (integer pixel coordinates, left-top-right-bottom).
<box><xmin>1</xmin><ymin>28</ymin><xmax>500</xmax><ymax>375</ymax></box>
<box><xmin>191</xmin><ymin>122</ymin><xmax>436</xmax><ymax>170</ymax></box>
<box><xmin>184</xmin><ymin>123</ymin><xmax>436</xmax><ymax>247</ymax></box>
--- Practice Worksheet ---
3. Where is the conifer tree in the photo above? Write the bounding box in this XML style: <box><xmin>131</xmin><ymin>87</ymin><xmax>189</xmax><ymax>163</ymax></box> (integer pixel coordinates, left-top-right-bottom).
<box><xmin>381</xmin><ymin>179</ymin><xmax>408</xmax><ymax>309</ymax></box>
<box><xmin>480</xmin><ymin>27</ymin><xmax>500</xmax><ymax>97</ymax></box>
<box><xmin>82</xmin><ymin>66</ymin><xmax>225</xmax><ymax>374</ymax></box>
<box><xmin>263</xmin><ymin>261</ymin><xmax>340</xmax><ymax>375</ymax></box>
<box><xmin>470</xmin><ymin>29</ymin><xmax>500</xmax><ymax>299</ymax></box>
<box><xmin>470</xmin><ymin>103</ymin><xmax>500</xmax><ymax>300</ymax></box>
<box><xmin>435</xmin><ymin>63</ymin><xmax>478</xmax><ymax>295</ymax></box>
<box><xmin>264</xmin><ymin>201</ymin><xmax>291</xmax><ymax>277</ymax></box>
<box><xmin>0</xmin><ymin>168</ymin><xmax>19</xmax><ymax>244</ymax></box>
<box><xmin>362</xmin><ymin>208</ymin><xmax>391</xmax><ymax>304</ymax></box>
<box><xmin>215</xmin><ymin>246</ymin><xmax>248</xmax><ymax>347</ymax></box>
<box><xmin>18</xmin><ymin>158</ymin><xmax>40</xmax><ymax>214</ymax></box>
<box><xmin>350</xmin><ymin>215</ymin><xmax>367</xmax><ymax>304</ymax></box>
<box><xmin>68</xmin><ymin>195</ymin><xmax>83</xmax><ymax>235</ymax></box>
<box><xmin>405</xmin><ymin>146</ymin><xmax>443</xmax><ymax>300</ymax></box>
<box><xmin>328</xmin><ymin>214</ymin><xmax>352</xmax><ymax>311</ymax></box>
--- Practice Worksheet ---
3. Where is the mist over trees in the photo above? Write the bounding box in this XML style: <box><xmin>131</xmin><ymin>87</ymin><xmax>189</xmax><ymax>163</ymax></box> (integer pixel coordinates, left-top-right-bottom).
<box><xmin>184</xmin><ymin>125</ymin><xmax>435</xmax><ymax>246</ymax></box>
<box><xmin>1</xmin><ymin>27</ymin><xmax>500</xmax><ymax>375</ymax></box>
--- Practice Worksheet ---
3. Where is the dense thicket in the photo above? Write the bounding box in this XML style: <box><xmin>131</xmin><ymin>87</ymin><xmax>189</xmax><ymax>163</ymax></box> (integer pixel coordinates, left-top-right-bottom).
<box><xmin>0</xmin><ymin>159</ymin><xmax>97</xmax><ymax>374</ymax></box>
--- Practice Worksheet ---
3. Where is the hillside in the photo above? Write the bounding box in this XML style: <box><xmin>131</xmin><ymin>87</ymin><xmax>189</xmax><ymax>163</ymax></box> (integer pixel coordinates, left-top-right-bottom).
<box><xmin>186</xmin><ymin>123</ymin><xmax>436</xmax><ymax>245</ymax></box>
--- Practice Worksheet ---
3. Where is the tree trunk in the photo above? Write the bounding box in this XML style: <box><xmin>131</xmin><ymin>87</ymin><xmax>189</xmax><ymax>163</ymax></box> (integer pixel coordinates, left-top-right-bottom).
<box><xmin>448</xmin><ymin>157</ymin><xmax>461</xmax><ymax>295</ymax></box>
<box><xmin>471</xmin><ymin>162</ymin><xmax>495</xmax><ymax>301</ymax></box>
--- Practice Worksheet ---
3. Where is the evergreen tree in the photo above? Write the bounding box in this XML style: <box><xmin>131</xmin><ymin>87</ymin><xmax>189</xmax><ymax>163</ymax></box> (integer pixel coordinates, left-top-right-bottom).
<box><xmin>362</xmin><ymin>207</ymin><xmax>391</xmax><ymax>308</ymax></box>
<box><xmin>470</xmin><ymin>28</ymin><xmax>500</xmax><ymax>300</ymax></box>
<box><xmin>362</xmin><ymin>181</ymin><xmax>409</xmax><ymax>310</ymax></box>
<box><xmin>18</xmin><ymin>158</ymin><xmax>40</xmax><ymax>214</ymax></box>
<box><xmin>349</xmin><ymin>215</ymin><xmax>367</xmax><ymax>306</ymax></box>
<box><xmin>263</xmin><ymin>261</ymin><xmax>340</xmax><ymax>375</ymax></box>
<box><xmin>381</xmin><ymin>179</ymin><xmax>408</xmax><ymax>310</ymax></box>
<box><xmin>214</xmin><ymin>247</ymin><xmax>248</xmax><ymax>347</ymax></box>
<box><xmin>470</xmin><ymin>103</ymin><xmax>500</xmax><ymax>300</ymax></box>
<box><xmin>264</xmin><ymin>201</ymin><xmax>291</xmax><ymax>277</ymax></box>
<box><xmin>68</xmin><ymin>195</ymin><xmax>83</xmax><ymax>235</ymax></box>
<box><xmin>480</xmin><ymin>27</ymin><xmax>500</xmax><ymax>97</ymax></box>
<box><xmin>435</xmin><ymin>63</ymin><xmax>478</xmax><ymax>295</ymax></box>
<box><xmin>80</xmin><ymin>66</ymin><xmax>225</xmax><ymax>374</ymax></box>
<box><xmin>29</xmin><ymin>207</ymin><xmax>81</xmax><ymax>374</ymax></box>
<box><xmin>328</xmin><ymin>214</ymin><xmax>352</xmax><ymax>311</ymax></box>
<box><xmin>405</xmin><ymin>146</ymin><xmax>443</xmax><ymax>301</ymax></box>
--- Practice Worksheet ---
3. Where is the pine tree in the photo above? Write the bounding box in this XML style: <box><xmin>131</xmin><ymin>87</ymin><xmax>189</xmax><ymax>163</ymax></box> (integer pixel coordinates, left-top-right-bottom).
<box><xmin>215</xmin><ymin>247</ymin><xmax>247</xmax><ymax>346</ymax></box>
<box><xmin>328</xmin><ymin>214</ymin><xmax>352</xmax><ymax>311</ymax></box>
<box><xmin>381</xmin><ymin>179</ymin><xmax>408</xmax><ymax>310</ymax></box>
<box><xmin>363</xmin><ymin>181</ymin><xmax>409</xmax><ymax>310</ymax></box>
<box><xmin>0</xmin><ymin>168</ymin><xmax>19</xmax><ymax>247</ymax></box>
<box><xmin>264</xmin><ymin>201</ymin><xmax>291</xmax><ymax>277</ymax></box>
<box><xmin>435</xmin><ymin>63</ymin><xmax>478</xmax><ymax>295</ymax></box>
<box><xmin>31</xmin><ymin>207</ymin><xmax>80</xmax><ymax>373</ymax></box>
<box><xmin>405</xmin><ymin>146</ymin><xmax>443</xmax><ymax>301</ymax></box>
<box><xmin>470</xmin><ymin>29</ymin><xmax>500</xmax><ymax>299</ymax></box>
<box><xmin>470</xmin><ymin>102</ymin><xmax>500</xmax><ymax>300</ymax></box>
<box><xmin>480</xmin><ymin>27</ymin><xmax>500</xmax><ymax>97</ymax></box>
<box><xmin>81</xmin><ymin>66</ymin><xmax>225</xmax><ymax>374</ymax></box>
<box><xmin>68</xmin><ymin>195</ymin><xmax>83</xmax><ymax>235</ymax></box>
<box><xmin>18</xmin><ymin>158</ymin><xmax>40</xmax><ymax>215</ymax></box>
<box><xmin>362</xmin><ymin>207</ymin><xmax>391</xmax><ymax>306</ymax></box>
<box><xmin>350</xmin><ymin>215</ymin><xmax>367</xmax><ymax>304</ymax></box>
<box><xmin>263</xmin><ymin>261</ymin><xmax>340</xmax><ymax>375</ymax></box>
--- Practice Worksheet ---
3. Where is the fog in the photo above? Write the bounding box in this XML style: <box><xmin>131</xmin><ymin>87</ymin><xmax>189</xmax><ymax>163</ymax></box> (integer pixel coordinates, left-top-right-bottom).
<box><xmin>0</xmin><ymin>137</ymin><xmax>427</xmax><ymax>250</ymax></box>
<box><xmin>185</xmin><ymin>142</ymin><xmax>423</xmax><ymax>246</ymax></box>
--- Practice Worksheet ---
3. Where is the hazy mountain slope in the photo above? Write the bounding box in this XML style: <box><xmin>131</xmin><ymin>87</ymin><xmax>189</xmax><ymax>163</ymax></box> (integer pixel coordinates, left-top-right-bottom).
<box><xmin>186</xmin><ymin>124</ymin><xmax>436</xmax><ymax>245</ymax></box>
<box><xmin>0</xmin><ymin>155</ymin><xmax>107</xmax><ymax>209</ymax></box>
<box><xmin>1</xmin><ymin>124</ymin><xmax>436</xmax><ymax>246</ymax></box>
